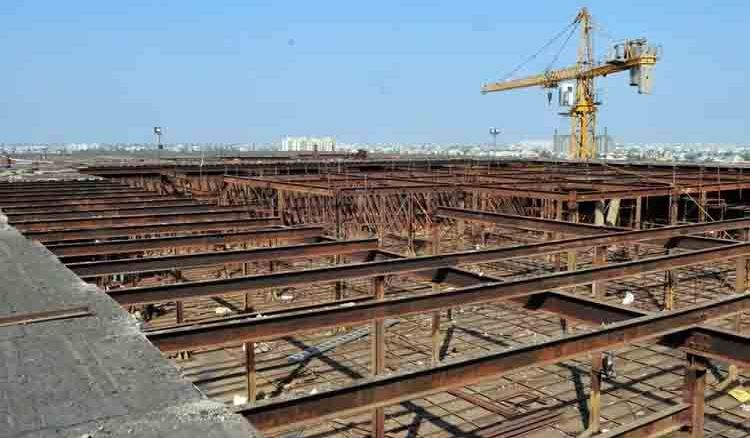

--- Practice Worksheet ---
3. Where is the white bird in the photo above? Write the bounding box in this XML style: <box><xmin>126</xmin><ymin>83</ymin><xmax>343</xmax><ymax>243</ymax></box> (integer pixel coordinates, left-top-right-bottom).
<box><xmin>622</xmin><ymin>292</ymin><xmax>635</xmax><ymax>306</ymax></box>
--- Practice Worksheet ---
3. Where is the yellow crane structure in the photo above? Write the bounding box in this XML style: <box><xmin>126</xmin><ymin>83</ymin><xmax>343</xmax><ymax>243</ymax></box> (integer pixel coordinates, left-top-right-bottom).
<box><xmin>481</xmin><ymin>7</ymin><xmax>659</xmax><ymax>160</ymax></box>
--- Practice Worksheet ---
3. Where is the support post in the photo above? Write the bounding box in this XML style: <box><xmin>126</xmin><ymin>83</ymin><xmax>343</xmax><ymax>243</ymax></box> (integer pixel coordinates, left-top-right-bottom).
<box><xmin>456</xmin><ymin>193</ymin><xmax>465</xmax><ymax>238</ymax></box>
<box><xmin>567</xmin><ymin>200</ymin><xmax>579</xmax><ymax>273</ymax></box>
<box><xmin>372</xmin><ymin>275</ymin><xmax>386</xmax><ymax>438</ymax></box>
<box><xmin>589</xmin><ymin>352</ymin><xmax>603</xmax><ymax>434</ymax></box>
<box><xmin>728</xmin><ymin>256</ymin><xmax>747</xmax><ymax>381</ymax></box>
<box><xmin>431</xmin><ymin>219</ymin><xmax>441</xmax><ymax>365</ymax></box>
<box><xmin>592</xmin><ymin>246</ymin><xmax>607</xmax><ymax>298</ymax></box>
<box><xmin>472</xmin><ymin>191</ymin><xmax>480</xmax><ymax>244</ymax></box>
<box><xmin>633</xmin><ymin>196</ymin><xmax>643</xmax><ymax>259</ymax></box>
<box><xmin>431</xmin><ymin>312</ymin><xmax>441</xmax><ymax>366</ymax></box>
<box><xmin>174</xmin><ymin>269</ymin><xmax>184</xmax><ymax>324</ymax></box>
<box><xmin>407</xmin><ymin>193</ymin><xmax>415</xmax><ymax>256</ymax></box>
<box><xmin>335</xmin><ymin>193</ymin><xmax>345</xmax><ymax>302</ymax></box>
<box><xmin>335</xmin><ymin>191</ymin><xmax>342</xmax><ymax>240</ymax></box>
<box><xmin>664</xmin><ymin>270</ymin><xmax>675</xmax><ymax>311</ymax></box>
<box><xmin>670</xmin><ymin>192</ymin><xmax>679</xmax><ymax>225</ymax></box>
<box><xmin>594</xmin><ymin>200</ymin><xmax>606</xmax><ymax>226</ymax></box>
<box><xmin>683</xmin><ymin>354</ymin><xmax>707</xmax><ymax>438</ymax></box>
<box><xmin>245</xmin><ymin>341</ymin><xmax>256</xmax><ymax>403</ymax></box>
<box><xmin>176</xmin><ymin>301</ymin><xmax>184</xmax><ymax>324</ymax></box>
<box><xmin>243</xmin><ymin>262</ymin><xmax>251</xmax><ymax>312</ymax></box>
<box><xmin>278</xmin><ymin>190</ymin><xmax>286</xmax><ymax>225</ymax></box>
<box><xmin>554</xmin><ymin>200</ymin><xmax>563</xmax><ymax>271</ymax></box>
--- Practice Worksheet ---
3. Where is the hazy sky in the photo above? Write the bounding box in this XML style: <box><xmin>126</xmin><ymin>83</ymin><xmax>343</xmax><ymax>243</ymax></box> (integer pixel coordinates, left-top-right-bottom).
<box><xmin>1</xmin><ymin>1</ymin><xmax>748</xmax><ymax>145</ymax></box>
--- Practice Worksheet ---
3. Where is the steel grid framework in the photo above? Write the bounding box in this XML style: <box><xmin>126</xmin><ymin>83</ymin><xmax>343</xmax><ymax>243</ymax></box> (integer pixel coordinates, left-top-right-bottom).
<box><xmin>6</xmin><ymin>162</ymin><xmax>750</xmax><ymax>438</ymax></box>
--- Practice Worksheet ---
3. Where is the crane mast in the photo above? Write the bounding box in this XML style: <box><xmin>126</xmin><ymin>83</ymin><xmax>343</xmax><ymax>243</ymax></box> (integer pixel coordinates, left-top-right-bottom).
<box><xmin>570</xmin><ymin>8</ymin><xmax>596</xmax><ymax>160</ymax></box>
<box><xmin>482</xmin><ymin>8</ymin><xmax>659</xmax><ymax>160</ymax></box>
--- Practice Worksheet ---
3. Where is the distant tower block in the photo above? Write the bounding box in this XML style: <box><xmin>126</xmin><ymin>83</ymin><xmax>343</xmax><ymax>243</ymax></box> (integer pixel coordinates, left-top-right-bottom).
<box><xmin>281</xmin><ymin>136</ymin><xmax>336</xmax><ymax>152</ymax></box>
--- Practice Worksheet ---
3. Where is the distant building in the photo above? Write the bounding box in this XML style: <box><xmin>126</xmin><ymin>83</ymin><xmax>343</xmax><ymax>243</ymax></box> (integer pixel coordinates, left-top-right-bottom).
<box><xmin>281</xmin><ymin>136</ymin><xmax>336</xmax><ymax>152</ymax></box>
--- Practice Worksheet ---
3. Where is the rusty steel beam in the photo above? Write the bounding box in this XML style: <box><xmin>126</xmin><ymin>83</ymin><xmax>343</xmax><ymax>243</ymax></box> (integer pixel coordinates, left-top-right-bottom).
<box><xmin>0</xmin><ymin>184</ymin><xmax>138</xmax><ymax>192</ymax></box>
<box><xmin>0</xmin><ymin>183</ymin><xmax>125</xmax><ymax>192</ymax></box>
<box><xmin>121</xmin><ymin>216</ymin><xmax>748</xmax><ymax>304</ymax></box>
<box><xmin>437</xmin><ymin>207</ymin><xmax>736</xmax><ymax>249</ymax></box>
<box><xmin>224</xmin><ymin>175</ymin><xmax>335</xmax><ymax>196</ymax></box>
<box><xmin>234</xmin><ymin>293</ymin><xmax>750</xmax><ymax>431</ymax></box>
<box><xmin>0</xmin><ymin>200</ymin><xmax>204</xmax><ymax>214</ymax></box>
<box><xmin>0</xmin><ymin>179</ymin><xmax>112</xmax><ymax>187</ymax></box>
<box><xmin>0</xmin><ymin>187</ymin><xmax>142</xmax><ymax>198</ymax></box>
<box><xmin>25</xmin><ymin>217</ymin><xmax>282</xmax><ymax>242</ymax></box>
<box><xmin>517</xmin><ymin>291</ymin><xmax>750</xmax><ymax>367</ymax></box>
<box><xmin>395</xmin><ymin>239</ymin><xmax>750</xmax><ymax>368</ymax></box>
<box><xmin>340</xmin><ymin>185</ymin><xmax>459</xmax><ymax>196</ymax></box>
<box><xmin>659</xmin><ymin>236</ymin><xmax>732</xmax><ymax>250</ymax></box>
<box><xmin>0</xmin><ymin>190</ymin><xmax>154</xmax><ymax>202</ymax></box>
<box><xmin>437</xmin><ymin>206</ymin><xmax>615</xmax><ymax>235</ymax></box>
<box><xmin>124</xmin><ymin>239</ymin><xmax>750</xmax><ymax>307</ymax></box>
<box><xmin>11</xmin><ymin>208</ymin><xmax>256</xmax><ymax>231</ymax></box>
<box><xmin>574</xmin><ymin>181</ymin><xmax>750</xmax><ymax>202</ymax></box>
<box><xmin>663</xmin><ymin>327</ymin><xmax>750</xmax><ymax>367</ymax></box>
<box><xmin>397</xmin><ymin>256</ymin><xmax>750</xmax><ymax>368</ymax></box>
<box><xmin>464</xmin><ymin>185</ymin><xmax>569</xmax><ymax>200</ymax></box>
<box><xmin>0</xmin><ymin>195</ymin><xmax>189</xmax><ymax>208</ymax></box>
<box><xmin>69</xmin><ymin>238</ymin><xmax>378</xmax><ymax>277</ymax></box>
<box><xmin>47</xmin><ymin>226</ymin><xmax>322</xmax><ymax>257</ymax></box>
<box><xmin>2</xmin><ymin>204</ymin><xmax>222</xmax><ymax>221</ymax></box>
<box><xmin>436</xmin><ymin>209</ymin><xmax>749</xmax><ymax>247</ymax></box>
<box><xmin>144</xmin><ymin>241</ymin><xmax>750</xmax><ymax>350</ymax></box>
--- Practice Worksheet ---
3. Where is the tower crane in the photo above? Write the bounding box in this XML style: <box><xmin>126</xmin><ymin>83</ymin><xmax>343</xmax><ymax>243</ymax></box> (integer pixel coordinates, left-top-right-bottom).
<box><xmin>481</xmin><ymin>7</ymin><xmax>659</xmax><ymax>160</ymax></box>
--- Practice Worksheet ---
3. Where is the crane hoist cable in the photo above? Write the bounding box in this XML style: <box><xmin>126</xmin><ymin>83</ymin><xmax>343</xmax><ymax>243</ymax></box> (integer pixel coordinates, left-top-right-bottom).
<box><xmin>544</xmin><ymin>21</ymin><xmax>579</xmax><ymax>73</ymax></box>
<box><xmin>498</xmin><ymin>19</ymin><xmax>579</xmax><ymax>82</ymax></box>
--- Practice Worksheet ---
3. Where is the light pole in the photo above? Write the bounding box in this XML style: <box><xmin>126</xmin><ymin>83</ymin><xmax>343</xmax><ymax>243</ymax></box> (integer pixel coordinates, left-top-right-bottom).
<box><xmin>489</xmin><ymin>127</ymin><xmax>501</xmax><ymax>148</ymax></box>
<box><xmin>154</xmin><ymin>126</ymin><xmax>163</xmax><ymax>164</ymax></box>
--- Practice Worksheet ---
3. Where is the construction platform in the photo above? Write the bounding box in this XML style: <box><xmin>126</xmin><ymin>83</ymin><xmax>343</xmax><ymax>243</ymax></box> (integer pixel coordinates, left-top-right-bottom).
<box><xmin>2</xmin><ymin>159</ymin><xmax>750</xmax><ymax>438</ymax></box>
<box><xmin>0</xmin><ymin>181</ymin><xmax>257</xmax><ymax>437</ymax></box>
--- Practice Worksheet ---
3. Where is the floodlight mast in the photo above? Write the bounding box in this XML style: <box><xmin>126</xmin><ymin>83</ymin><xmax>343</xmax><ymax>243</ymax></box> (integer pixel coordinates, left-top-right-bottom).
<box><xmin>489</xmin><ymin>127</ymin><xmax>501</xmax><ymax>148</ymax></box>
<box><xmin>154</xmin><ymin>126</ymin><xmax>163</xmax><ymax>164</ymax></box>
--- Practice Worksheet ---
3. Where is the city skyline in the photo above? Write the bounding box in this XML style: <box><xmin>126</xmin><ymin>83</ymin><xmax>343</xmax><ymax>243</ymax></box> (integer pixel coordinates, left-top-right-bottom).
<box><xmin>1</xmin><ymin>1</ymin><xmax>749</xmax><ymax>144</ymax></box>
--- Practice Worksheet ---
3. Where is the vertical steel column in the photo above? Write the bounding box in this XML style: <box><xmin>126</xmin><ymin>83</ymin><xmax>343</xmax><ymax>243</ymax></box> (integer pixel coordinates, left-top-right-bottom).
<box><xmin>664</xmin><ymin>270</ymin><xmax>675</xmax><ymax>311</ymax></box>
<box><xmin>407</xmin><ymin>193</ymin><xmax>415</xmax><ymax>256</ymax></box>
<box><xmin>665</xmin><ymin>193</ymin><xmax>678</xmax><ymax>310</ymax></box>
<box><xmin>335</xmin><ymin>191</ymin><xmax>342</xmax><ymax>240</ymax></box>
<box><xmin>669</xmin><ymin>192</ymin><xmax>679</xmax><ymax>225</ymax></box>
<box><xmin>268</xmin><ymin>241</ymin><xmax>277</xmax><ymax>304</ymax></box>
<box><xmin>277</xmin><ymin>190</ymin><xmax>286</xmax><ymax>225</ymax></box>
<box><xmin>174</xmin><ymin>269</ymin><xmax>184</xmax><ymax>324</ymax></box>
<box><xmin>471</xmin><ymin>191</ymin><xmax>481</xmax><ymax>244</ymax></box>
<box><xmin>554</xmin><ymin>200</ymin><xmax>563</xmax><ymax>271</ymax></box>
<box><xmin>372</xmin><ymin>275</ymin><xmax>386</xmax><ymax>438</ymax></box>
<box><xmin>431</xmin><ymin>219</ymin><xmax>441</xmax><ymax>365</ymax></box>
<box><xmin>335</xmin><ymin>192</ymin><xmax>344</xmax><ymax>302</ymax></box>
<box><xmin>567</xmin><ymin>200</ymin><xmax>579</xmax><ymax>273</ymax></box>
<box><xmin>245</xmin><ymin>341</ymin><xmax>256</xmax><ymax>403</ymax></box>
<box><xmin>592</xmin><ymin>246</ymin><xmax>607</xmax><ymax>298</ymax></box>
<box><xmin>633</xmin><ymin>196</ymin><xmax>643</xmax><ymax>259</ymax></box>
<box><xmin>683</xmin><ymin>354</ymin><xmax>707</xmax><ymax>438</ymax></box>
<box><xmin>243</xmin><ymin>256</ymin><xmax>251</xmax><ymax>312</ymax></box>
<box><xmin>481</xmin><ymin>193</ymin><xmax>489</xmax><ymax>246</ymax></box>
<box><xmin>589</xmin><ymin>352</ymin><xmax>603</xmax><ymax>434</ymax></box>
<box><xmin>729</xmin><ymin>256</ymin><xmax>747</xmax><ymax>381</ymax></box>
<box><xmin>379</xmin><ymin>194</ymin><xmax>387</xmax><ymax>239</ymax></box>
<box><xmin>456</xmin><ymin>193</ymin><xmax>466</xmax><ymax>238</ymax></box>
